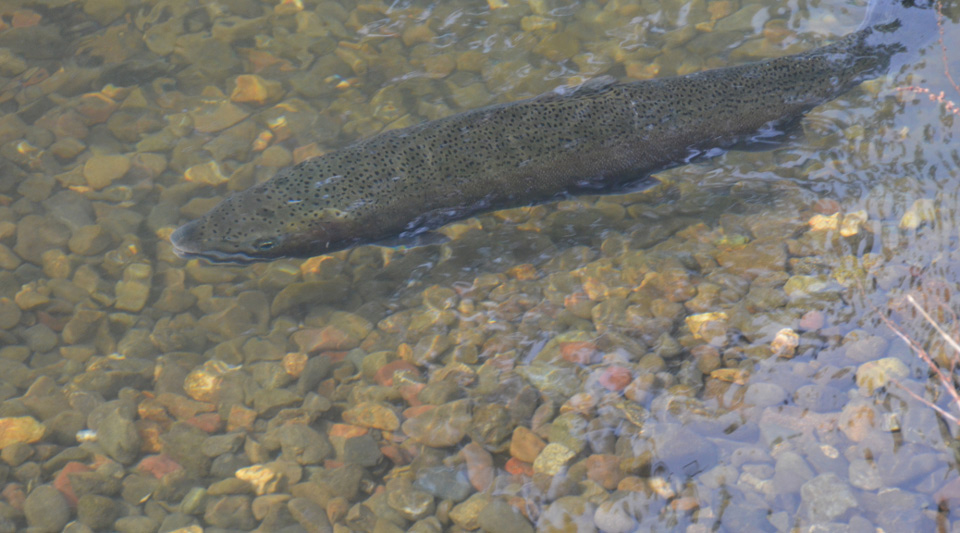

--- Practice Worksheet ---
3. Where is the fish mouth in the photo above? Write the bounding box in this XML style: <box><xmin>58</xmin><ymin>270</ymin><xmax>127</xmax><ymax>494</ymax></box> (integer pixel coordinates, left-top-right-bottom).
<box><xmin>170</xmin><ymin>221</ymin><xmax>260</xmax><ymax>264</ymax></box>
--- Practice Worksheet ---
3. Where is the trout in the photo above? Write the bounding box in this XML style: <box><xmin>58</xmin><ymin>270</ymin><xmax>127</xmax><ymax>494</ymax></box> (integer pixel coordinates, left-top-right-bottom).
<box><xmin>171</xmin><ymin>1</ymin><xmax>930</xmax><ymax>263</ymax></box>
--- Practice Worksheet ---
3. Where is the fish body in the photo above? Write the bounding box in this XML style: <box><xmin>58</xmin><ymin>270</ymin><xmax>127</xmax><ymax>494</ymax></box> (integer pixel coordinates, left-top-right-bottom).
<box><xmin>171</xmin><ymin>6</ymin><xmax>919</xmax><ymax>263</ymax></box>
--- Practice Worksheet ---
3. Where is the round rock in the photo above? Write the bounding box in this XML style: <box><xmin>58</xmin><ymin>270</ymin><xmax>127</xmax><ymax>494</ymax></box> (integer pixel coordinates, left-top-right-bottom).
<box><xmin>23</xmin><ymin>484</ymin><xmax>70</xmax><ymax>533</ymax></box>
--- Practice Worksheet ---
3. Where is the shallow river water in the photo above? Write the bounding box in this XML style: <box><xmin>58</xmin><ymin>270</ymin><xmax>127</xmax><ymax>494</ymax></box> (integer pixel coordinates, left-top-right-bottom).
<box><xmin>0</xmin><ymin>0</ymin><xmax>959</xmax><ymax>531</ymax></box>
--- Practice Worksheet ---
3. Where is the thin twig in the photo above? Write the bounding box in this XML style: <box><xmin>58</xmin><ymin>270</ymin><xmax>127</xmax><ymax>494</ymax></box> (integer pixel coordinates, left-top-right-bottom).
<box><xmin>879</xmin><ymin>309</ymin><xmax>960</xmax><ymax>411</ymax></box>
<box><xmin>935</xmin><ymin>0</ymin><xmax>960</xmax><ymax>97</ymax></box>
<box><xmin>890</xmin><ymin>378</ymin><xmax>960</xmax><ymax>424</ymax></box>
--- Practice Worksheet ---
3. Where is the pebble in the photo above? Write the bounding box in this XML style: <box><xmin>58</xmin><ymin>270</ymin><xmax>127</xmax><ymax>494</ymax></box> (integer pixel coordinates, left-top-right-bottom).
<box><xmin>772</xmin><ymin>451</ymin><xmax>814</xmax><ymax>495</ymax></box>
<box><xmin>329</xmin><ymin>424</ymin><xmax>382</xmax><ymax>466</ymax></box>
<box><xmin>235</xmin><ymin>464</ymin><xmax>284</xmax><ymax>495</ymax></box>
<box><xmin>477</xmin><ymin>498</ymin><xmax>534</xmax><ymax>533</ymax></box>
<box><xmin>510</xmin><ymin>425</ymin><xmax>547</xmax><ymax>463</ymax></box>
<box><xmin>402</xmin><ymin>399</ymin><xmax>471</xmax><ymax>447</ymax></box>
<box><xmin>848</xmin><ymin>458</ymin><xmax>883</xmax><ymax>491</ymax></box>
<box><xmin>386</xmin><ymin>486</ymin><xmax>435</xmax><ymax>521</ymax></box>
<box><xmin>204</xmin><ymin>495</ymin><xmax>256</xmax><ymax>529</ymax></box>
<box><xmin>593</xmin><ymin>493</ymin><xmax>639</xmax><ymax>533</ymax></box>
<box><xmin>448</xmin><ymin>493</ymin><xmax>490</xmax><ymax>530</ymax></box>
<box><xmin>230</xmin><ymin>74</ymin><xmax>283</xmax><ymax>105</ymax></box>
<box><xmin>539</xmin><ymin>496</ymin><xmax>597</xmax><ymax>533</ymax></box>
<box><xmin>460</xmin><ymin>442</ymin><xmax>493</xmax><ymax>491</ymax></box>
<box><xmin>533</xmin><ymin>442</ymin><xmax>576</xmax><ymax>475</ymax></box>
<box><xmin>341</xmin><ymin>401</ymin><xmax>400</xmax><ymax>431</ymax></box>
<box><xmin>0</xmin><ymin>416</ymin><xmax>46</xmax><ymax>448</ymax></box>
<box><xmin>77</xmin><ymin>493</ymin><xmax>118</xmax><ymax>530</ymax></box>
<box><xmin>598</xmin><ymin>366</ymin><xmax>632</xmax><ymax>391</ymax></box>
<box><xmin>288</xmin><ymin>497</ymin><xmax>332</xmax><ymax>532</ymax></box>
<box><xmin>855</xmin><ymin>357</ymin><xmax>909</xmax><ymax>394</ymax></box>
<box><xmin>23</xmin><ymin>484</ymin><xmax>70</xmax><ymax>533</ymax></box>
<box><xmin>83</xmin><ymin>154</ymin><xmax>130</xmax><ymax>190</ymax></box>
<box><xmin>277</xmin><ymin>423</ymin><xmax>332</xmax><ymax>465</ymax></box>
<box><xmin>838</xmin><ymin>402</ymin><xmax>876</xmax><ymax>442</ymax></box>
<box><xmin>413</xmin><ymin>466</ymin><xmax>473</xmax><ymax>502</ymax></box>
<box><xmin>96</xmin><ymin>408</ymin><xmax>140</xmax><ymax>465</ymax></box>
<box><xmin>0</xmin><ymin>298</ymin><xmax>21</xmax><ymax>329</ymax></box>
<box><xmin>800</xmin><ymin>473</ymin><xmax>857</xmax><ymax>523</ymax></box>
<box><xmin>743</xmin><ymin>382</ymin><xmax>787</xmax><ymax>407</ymax></box>
<box><xmin>190</xmin><ymin>101</ymin><xmax>250</xmax><ymax>133</ymax></box>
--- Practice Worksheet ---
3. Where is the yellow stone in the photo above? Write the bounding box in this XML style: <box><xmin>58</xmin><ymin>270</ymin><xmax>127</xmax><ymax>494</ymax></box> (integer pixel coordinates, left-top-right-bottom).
<box><xmin>839</xmin><ymin>210</ymin><xmax>868</xmax><ymax>237</ymax></box>
<box><xmin>856</xmin><ymin>357</ymin><xmax>909</xmax><ymax>394</ymax></box>
<box><xmin>710</xmin><ymin>368</ymin><xmax>748</xmax><ymax>385</ymax></box>
<box><xmin>230</xmin><ymin>74</ymin><xmax>283</xmax><ymax>105</ymax></box>
<box><xmin>648</xmin><ymin>476</ymin><xmax>676</xmax><ymax>499</ymax></box>
<box><xmin>341</xmin><ymin>402</ymin><xmax>400</xmax><ymax>431</ymax></box>
<box><xmin>83</xmin><ymin>154</ymin><xmax>131</xmax><ymax>190</ymax></box>
<box><xmin>184</xmin><ymin>160</ymin><xmax>228</xmax><ymax>186</ymax></box>
<box><xmin>685</xmin><ymin>312</ymin><xmax>728</xmax><ymax>345</ymax></box>
<box><xmin>184</xmin><ymin>360</ymin><xmax>235</xmax><ymax>403</ymax></box>
<box><xmin>770</xmin><ymin>328</ymin><xmax>799</xmax><ymax>358</ymax></box>
<box><xmin>899</xmin><ymin>198</ymin><xmax>936</xmax><ymax>230</ymax></box>
<box><xmin>236</xmin><ymin>464</ymin><xmax>284</xmax><ymax>495</ymax></box>
<box><xmin>808</xmin><ymin>212</ymin><xmax>839</xmax><ymax>231</ymax></box>
<box><xmin>533</xmin><ymin>442</ymin><xmax>575</xmax><ymax>475</ymax></box>
<box><xmin>0</xmin><ymin>416</ymin><xmax>45</xmax><ymax>448</ymax></box>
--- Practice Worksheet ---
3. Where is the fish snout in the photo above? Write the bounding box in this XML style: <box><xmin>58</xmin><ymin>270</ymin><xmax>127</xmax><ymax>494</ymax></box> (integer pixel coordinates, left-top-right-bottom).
<box><xmin>170</xmin><ymin>220</ymin><xmax>203</xmax><ymax>258</ymax></box>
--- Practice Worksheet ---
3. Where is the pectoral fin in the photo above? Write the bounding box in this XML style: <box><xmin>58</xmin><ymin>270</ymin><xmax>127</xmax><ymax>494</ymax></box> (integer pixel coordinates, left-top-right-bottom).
<box><xmin>370</xmin><ymin>230</ymin><xmax>450</xmax><ymax>250</ymax></box>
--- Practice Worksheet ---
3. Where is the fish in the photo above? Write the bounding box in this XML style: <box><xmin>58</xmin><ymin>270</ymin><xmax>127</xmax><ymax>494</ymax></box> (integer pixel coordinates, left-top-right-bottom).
<box><xmin>171</xmin><ymin>0</ymin><xmax>933</xmax><ymax>263</ymax></box>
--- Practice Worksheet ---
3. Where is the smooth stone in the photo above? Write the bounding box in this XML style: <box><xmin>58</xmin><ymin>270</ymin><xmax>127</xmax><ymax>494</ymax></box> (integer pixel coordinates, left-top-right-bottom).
<box><xmin>635</xmin><ymin>424</ymin><xmax>718</xmax><ymax>477</ymax></box>
<box><xmin>77</xmin><ymin>493</ymin><xmax>118</xmax><ymax>530</ymax></box>
<box><xmin>593</xmin><ymin>492</ymin><xmax>640</xmax><ymax>533</ymax></box>
<box><xmin>114</xmin><ymin>515</ymin><xmax>160</xmax><ymax>533</ymax></box>
<box><xmin>288</xmin><ymin>496</ymin><xmax>332</xmax><ymax>532</ymax></box>
<box><xmin>413</xmin><ymin>466</ymin><xmax>472</xmax><ymax>502</ymax></box>
<box><xmin>772</xmin><ymin>451</ymin><xmax>814</xmax><ymax>495</ymax></box>
<box><xmin>329</xmin><ymin>426</ymin><xmax>382</xmax><ymax>467</ymax></box>
<box><xmin>402</xmin><ymin>399</ymin><xmax>471</xmax><ymax>448</ymax></box>
<box><xmin>800</xmin><ymin>473</ymin><xmax>857</xmax><ymax>523</ymax></box>
<box><xmin>341</xmin><ymin>401</ymin><xmax>400</xmax><ymax>431</ymax></box>
<box><xmin>22</xmin><ymin>323</ymin><xmax>57</xmax><ymax>353</ymax></box>
<box><xmin>533</xmin><ymin>442</ymin><xmax>575</xmax><ymax>475</ymax></box>
<box><xmin>204</xmin><ymin>495</ymin><xmax>256</xmax><ymax>529</ymax></box>
<box><xmin>539</xmin><ymin>496</ymin><xmax>597</xmax><ymax>533</ymax></box>
<box><xmin>743</xmin><ymin>382</ymin><xmax>787</xmax><ymax>407</ymax></box>
<box><xmin>0</xmin><ymin>298</ymin><xmax>20</xmax><ymax>329</ymax></box>
<box><xmin>278</xmin><ymin>424</ymin><xmax>332</xmax><ymax>465</ymax></box>
<box><xmin>190</xmin><ymin>101</ymin><xmax>250</xmax><ymax>133</ymax></box>
<box><xmin>477</xmin><ymin>498</ymin><xmax>534</xmax><ymax>533</ymax></box>
<box><xmin>96</xmin><ymin>407</ymin><xmax>140</xmax><ymax>464</ymax></box>
<box><xmin>848</xmin><ymin>458</ymin><xmax>883</xmax><ymax>491</ymax></box>
<box><xmin>844</xmin><ymin>335</ymin><xmax>889</xmax><ymax>363</ymax></box>
<box><xmin>386</xmin><ymin>486</ymin><xmax>435</xmax><ymax>521</ymax></box>
<box><xmin>23</xmin><ymin>484</ymin><xmax>70</xmax><ymax>532</ymax></box>
<box><xmin>855</xmin><ymin>357</ymin><xmax>909</xmax><ymax>394</ymax></box>
<box><xmin>83</xmin><ymin>154</ymin><xmax>130</xmax><ymax>190</ymax></box>
<box><xmin>793</xmin><ymin>384</ymin><xmax>846</xmax><ymax>412</ymax></box>
<box><xmin>448</xmin><ymin>492</ymin><xmax>490</xmax><ymax>530</ymax></box>
<box><xmin>0</xmin><ymin>416</ymin><xmax>46</xmax><ymax>448</ymax></box>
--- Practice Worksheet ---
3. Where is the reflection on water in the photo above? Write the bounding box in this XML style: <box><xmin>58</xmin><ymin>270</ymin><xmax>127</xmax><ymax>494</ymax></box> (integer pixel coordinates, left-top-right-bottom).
<box><xmin>0</xmin><ymin>0</ymin><xmax>958</xmax><ymax>531</ymax></box>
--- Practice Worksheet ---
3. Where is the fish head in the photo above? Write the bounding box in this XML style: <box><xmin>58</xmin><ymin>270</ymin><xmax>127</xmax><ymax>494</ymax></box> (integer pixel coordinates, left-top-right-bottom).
<box><xmin>170</xmin><ymin>182</ymin><xmax>358</xmax><ymax>263</ymax></box>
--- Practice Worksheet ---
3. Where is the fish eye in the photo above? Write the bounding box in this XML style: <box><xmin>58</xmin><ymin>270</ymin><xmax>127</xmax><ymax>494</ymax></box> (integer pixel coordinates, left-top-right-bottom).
<box><xmin>253</xmin><ymin>238</ymin><xmax>276</xmax><ymax>251</ymax></box>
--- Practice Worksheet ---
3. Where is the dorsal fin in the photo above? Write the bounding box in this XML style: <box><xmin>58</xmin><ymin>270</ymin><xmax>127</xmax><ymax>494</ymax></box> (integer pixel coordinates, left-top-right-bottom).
<box><xmin>551</xmin><ymin>75</ymin><xmax>619</xmax><ymax>97</ymax></box>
